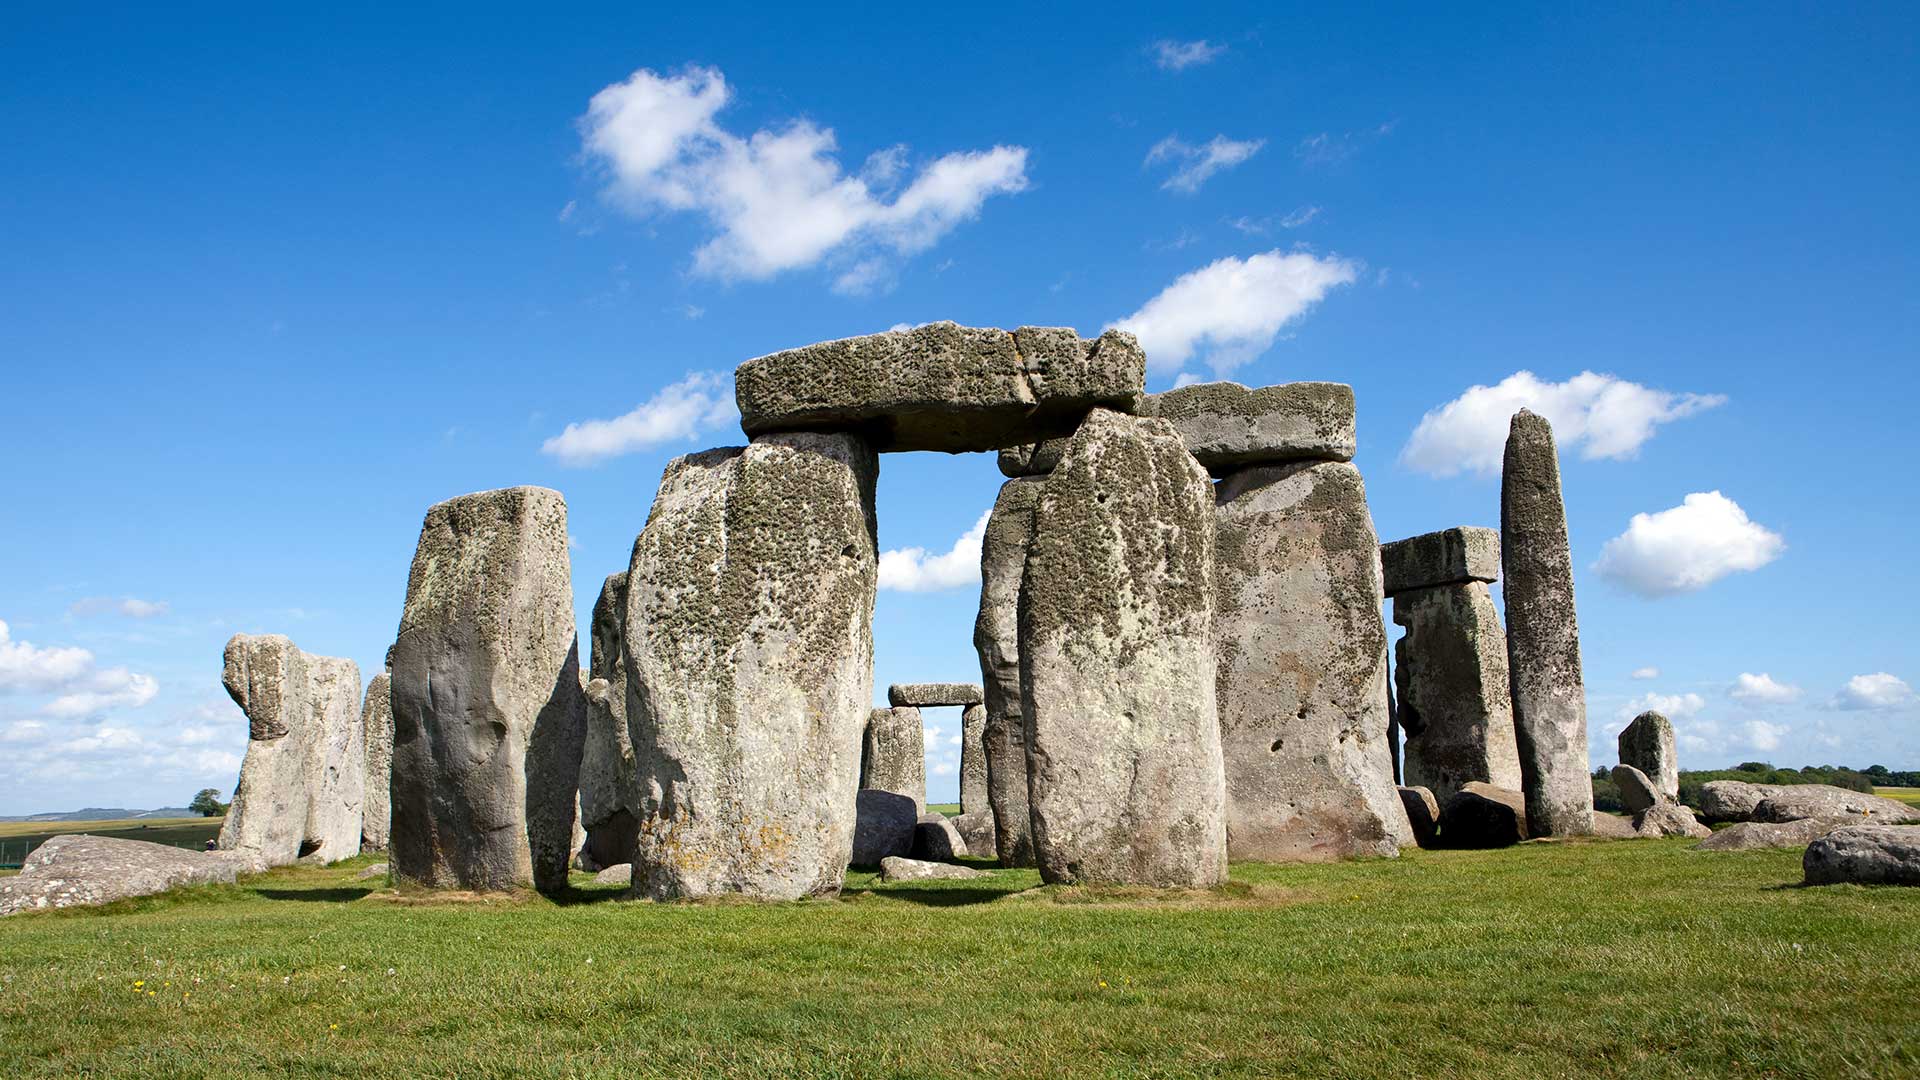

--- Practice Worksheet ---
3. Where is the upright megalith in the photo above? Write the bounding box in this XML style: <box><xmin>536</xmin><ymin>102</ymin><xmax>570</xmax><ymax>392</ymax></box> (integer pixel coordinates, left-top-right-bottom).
<box><xmin>578</xmin><ymin>572</ymin><xmax>638</xmax><ymax>871</ymax></box>
<box><xmin>1618</xmin><ymin>710</ymin><xmax>1678</xmax><ymax>800</ymax></box>
<box><xmin>959</xmin><ymin>703</ymin><xmax>989</xmax><ymax>815</ymax></box>
<box><xmin>973</xmin><ymin>474</ymin><xmax>1046</xmax><ymax>867</ymax></box>
<box><xmin>1214</xmin><ymin>460</ymin><xmax>1411</xmax><ymax>860</ymax></box>
<box><xmin>1021</xmin><ymin>409</ymin><xmax>1227</xmax><ymax>887</ymax></box>
<box><xmin>862</xmin><ymin>706</ymin><xmax>927</xmax><ymax>814</ymax></box>
<box><xmin>1501</xmin><ymin>410</ymin><xmax>1594</xmax><ymax>837</ymax></box>
<box><xmin>624</xmin><ymin>433</ymin><xmax>878</xmax><ymax>901</ymax></box>
<box><xmin>1382</xmin><ymin>527</ymin><xmax>1523</xmax><ymax>805</ymax></box>
<box><xmin>219</xmin><ymin>634</ymin><xmax>364</xmax><ymax>867</ymax></box>
<box><xmin>389</xmin><ymin>486</ymin><xmax>586</xmax><ymax>894</ymax></box>
<box><xmin>358</xmin><ymin>670</ymin><xmax>393</xmax><ymax>852</ymax></box>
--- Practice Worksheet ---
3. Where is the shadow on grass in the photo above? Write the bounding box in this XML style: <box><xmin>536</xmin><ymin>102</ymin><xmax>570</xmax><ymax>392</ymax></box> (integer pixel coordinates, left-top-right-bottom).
<box><xmin>844</xmin><ymin>885</ymin><xmax>1018</xmax><ymax>907</ymax></box>
<box><xmin>251</xmin><ymin>887</ymin><xmax>375</xmax><ymax>903</ymax></box>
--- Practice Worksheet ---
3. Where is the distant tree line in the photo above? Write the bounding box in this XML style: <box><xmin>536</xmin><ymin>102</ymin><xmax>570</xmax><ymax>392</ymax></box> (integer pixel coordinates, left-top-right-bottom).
<box><xmin>1591</xmin><ymin>762</ymin><xmax>1910</xmax><ymax>814</ymax></box>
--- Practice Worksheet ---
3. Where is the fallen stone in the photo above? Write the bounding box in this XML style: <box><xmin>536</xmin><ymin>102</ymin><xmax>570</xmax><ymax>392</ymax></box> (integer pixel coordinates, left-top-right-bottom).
<box><xmin>972</xmin><ymin>475</ymin><xmax>1046</xmax><ymax>867</ymax></box>
<box><xmin>912</xmin><ymin>814</ymin><xmax>969</xmax><ymax>861</ymax></box>
<box><xmin>592</xmin><ymin>863</ymin><xmax>633</xmax><ymax>886</ymax></box>
<box><xmin>1399</xmin><ymin>786</ymin><xmax>1440</xmax><ymax>848</ymax></box>
<box><xmin>1</xmin><ymin>835</ymin><xmax>254</xmax><ymax>917</ymax></box>
<box><xmin>888</xmin><ymin>682</ymin><xmax>984</xmax><ymax>708</ymax></box>
<box><xmin>390</xmin><ymin>485</ymin><xmax>585</xmax><ymax>894</ymax></box>
<box><xmin>862</xmin><ymin>706</ymin><xmax>926</xmax><ymax>815</ymax></box>
<box><xmin>1501</xmin><ymin>410</ymin><xmax>1593</xmax><ymax>838</ymax></box>
<box><xmin>996</xmin><ymin>438</ymin><xmax>1070</xmax><ymax>478</ymax></box>
<box><xmin>959</xmin><ymin>703</ymin><xmax>989</xmax><ymax>815</ymax></box>
<box><xmin>1438</xmin><ymin>783</ymin><xmax>1528</xmax><ymax>849</ymax></box>
<box><xmin>1590</xmin><ymin>813</ymin><xmax>1639</xmax><ymax>839</ymax></box>
<box><xmin>1612</xmin><ymin>764</ymin><xmax>1661</xmax><ymax>815</ymax></box>
<box><xmin>879</xmin><ymin>856</ymin><xmax>988</xmax><ymax>882</ymax></box>
<box><xmin>359</xmin><ymin>671</ymin><xmax>393</xmax><ymax>852</ymax></box>
<box><xmin>1698</xmin><ymin>780</ymin><xmax>1791</xmax><ymax>823</ymax></box>
<box><xmin>1139</xmin><ymin>380</ymin><xmax>1356</xmax><ymax>472</ymax></box>
<box><xmin>1023</xmin><ymin>409</ymin><xmax>1228</xmax><ymax>887</ymax></box>
<box><xmin>1803</xmin><ymin>825</ymin><xmax>1920</xmax><ymax>886</ymax></box>
<box><xmin>1617</xmin><ymin>711</ymin><xmax>1679</xmax><ymax>800</ymax></box>
<box><xmin>1752</xmin><ymin>787</ymin><xmax>1920</xmax><ymax>825</ymax></box>
<box><xmin>1698</xmin><ymin>817</ymin><xmax>1854</xmax><ymax>852</ymax></box>
<box><xmin>1392</xmin><ymin>580</ymin><xmax>1524</xmax><ymax>806</ymax></box>
<box><xmin>578</xmin><ymin>572</ymin><xmax>638</xmax><ymax>873</ymax></box>
<box><xmin>851</xmin><ymin>790</ymin><xmax>918</xmax><ymax>866</ymax></box>
<box><xmin>951</xmin><ymin>810</ymin><xmax>997</xmax><ymax>861</ymax></box>
<box><xmin>625</xmin><ymin>436</ymin><xmax>878</xmax><ymax>899</ymax></box>
<box><xmin>1214</xmin><ymin>459</ymin><xmax>1410</xmax><ymax>861</ymax></box>
<box><xmin>354</xmin><ymin>862</ymin><xmax>389</xmax><ymax>880</ymax></box>
<box><xmin>1633</xmin><ymin>801</ymin><xmax>1711</xmax><ymax>839</ymax></box>
<box><xmin>1379</xmin><ymin>527</ymin><xmax>1501</xmax><ymax>597</ymax></box>
<box><xmin>735</xmin><ymin>322</ymin><xmax>1145</xmax><ymax>453</ymax></box>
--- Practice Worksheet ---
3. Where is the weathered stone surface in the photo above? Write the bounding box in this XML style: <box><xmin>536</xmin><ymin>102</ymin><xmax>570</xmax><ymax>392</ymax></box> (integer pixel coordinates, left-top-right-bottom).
<box><xmin>1</xmin><ymin>835</ymin><xmax>256</xmax><ymax>916</ymax></box>
<box><xmin>735</xmin><ymin>322</ymin><xmax>1145</xmax><ymax>453</ymax></box>
<box><xmin>1501</xmin><ymin>410</ymin><xmax>1593</xmax><ymax>837</ymax></box>
<box><xmin>996</xmin><ymin>438</ymin><xmax>1070</xmax><ymax>478</ymax></box>
<box><xmin>851</xmin><ymin>790</ymin><xmax>917</xmax><ymax>866</ymax></box>
<box><xmin>912</xmin><ymin>814</ymin><xmax>969</xmax><ymax>861</ymax></box>
<box><xmin>1698</xmin><ymin>780</ymin><xmax>1790</xmax><ymax>823</ymax></box>
<box><xmin>1590</xmin><ymin>812</ymin><xmax>1639</xmax><ymax>838</ymax></box>
<box><xmin>579</xmin><ymin>572</ymin><xmax>638</xmax><ymax>873</ymax></box>
<box><xmin>218</xmin><ymin>634</ymin><xmax>363</xmax><ymax>867</ymax></box>
<box><xmin>390</xmin><ymin>486</ymin><xmax>585</xmax><ymax>894</ymax></box>
<box><xmin>355</xmin><ymin>862</ymin><xmax>388</xmax><ymax>880</ymax></box>
<box><xmin>1699</xmin><ymin>817</ymin><xmax>1854</xmax><ymax>852</ymax></box>
<box><xmin>862</xmin><ymin>706</ymin><xmax>926</xmax><ymax>815</ymax></box>
<box><xmin>1618</xmin><ymin>711</ymin><xmax>1679</xmax><ymax>800</ymax></box>
<box><xmin>592</xmin><ymin>863</ymin><xmax>633</xmax><ymax>886</ymax></box>
<box><xmin>1612</xmin><ymin>764</ymin><xmax>1661</xmax><ymax>815</ymax></box>
<box><xmin>1803</xmin><ymin>825</ymin><xmax>1920</xmax><ymax>886</ymax></box>
<box><xmin>1399</xmin><ymin>786</ymin><xmax>1440</xmax><ymax>848</ymax></box>
<box><xmin>1753</xmin><ymin>787</ymin><xmax>1920</xmax><ymax>825</ymax></box>
<box><xmin>1438</xmin><ymin>782</ymin><xmax>1528</xmax><ymax>849</ymax></box>
<box><xmin>359</xmin><ymin>671</ymin><xmax>393</xmax><ymax>852</ymax></box>
<box><xmin>1392</xmin><ymin>581</ymin><xmax>1523</xmax><ymax>806</ymax></box>
<box><xmin>880</xmin><ymin>856</ymin><xmax>987</xmax><ymax>882</ymax></box>
<box><xmin>973</xmin><ymin>475</ymin><xmax>1045</xmax><ymax>867</ymax></box>
<box><xmin>625</xmin><ymin>436</ymin><xmax>877</xmax><ymax>900</ymax></box>
<box><xmin>1022</xmin><ymin>409</ymin><xmax>1228</xmax><ymax>886</ymax></box>
<box><xmin>951</xmin><ymin>810</ymin><xmax>996</xmax><ymax>860</ymax></box>
<box><xmin>1633</xmin><ymin>801</ymin><xmax>1711</xmax><ymax>839</ymax></box>
<box><xmin>959</xmin><ymin>704</ymin><xmax>989</xmax><ymax>815</ymax></box>
<box><xmin>888</xmin><ymin>682</ymin><xmax>984</xmax><ymax>707</ymax></box>
<box><xmin>1215</xmin><ymin>459</ymin><xmax>1410</xmax><ymax>861</ymax></box>
<box><xmin>1140</xmin><ymin>380</ymin><xmax>1356</xmax><ymax>472</ymax></box>
<box><xmin>1380</xmin><ymin>527</ymin><xmax>1501</xmax><ymax>596</ymax></box>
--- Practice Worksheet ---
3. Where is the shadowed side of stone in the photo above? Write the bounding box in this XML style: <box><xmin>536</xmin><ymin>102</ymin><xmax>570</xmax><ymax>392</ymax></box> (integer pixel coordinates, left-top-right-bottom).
<box><xmin>359</xmin><ymin>671</ymin><xmax>393</xmax><ymax>852</ymax></box>
<box><xmin>973</xmin><ymin>475</ymin><xmax>1046</xmax><ymax>867</ymax></box>
<box><xmin>1803</xmin><ymin>825</ymin><xmax>1920</xmax><ymax>885</ymax></box>
<box><xmin>1392</xmin><ymin>580</ymin><xmax>1523</xmax><ymax>806</ymax></box>
<box><xmin>578</xmin><ymin>571</ymin><xmax>638</xmax><ymax>871</ymax></box>
<box><xmin>1437</xmin><ymin>782</ymin><xmax>1528</xmax><ymax>848</ymax></box>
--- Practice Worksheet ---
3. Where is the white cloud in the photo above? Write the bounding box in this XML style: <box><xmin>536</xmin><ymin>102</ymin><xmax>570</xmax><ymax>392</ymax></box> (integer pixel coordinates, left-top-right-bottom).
<box><xmin>580</xmin><ymin>66</ymin><xmax>1028</xmax><ymax>289</ymax></box>
<box><xmin>44</xmin><ymin>669</ymin><xmax>159</xmax><ymax>718</ymax></box>
<box><xmin>68</xmin><ymin>597</ymin><xmax>169</xmax><ymax>618</ymax></box>
<box><xmin>1833</xmin><ymin>672</ymin><xmax>1914</xmax><ymax>711</ymax></box>
<box><xmin>541</xmin><ymin>371</ymin><xmax>739</xmax><ymax>466</ymax></box>
<box><xmin>1151</xmin><ymin>39</ymin><xmax>1225</xmax><ymax>71</ymax></box>
<box><xmin>1110</xmin><ymin>250</ymin><xmax>1359</xmax><ymax>376</ymax></box>
<box><xmin>1594</xmin><ymin>492</ymin><xmax>1785</xmax><ymax>597</ymax></box>
<box><xmin>1400</xmin><ymin>370</ymin><xmax>1726</xmax><ymax>477</ymax></box>
<box><xmin>1294</xmin><ymin>122</ymin><xmax>1397</xmax><ymax>167</ymax></box>
<box><xmin>1729</xmin><ymin>672</ymin><xmax>1801</xmax><ymax>705</ymax></box>
<box><xmin>0</xmin><ymin>620</ymin><xmax>94</xmax><ymax>691</ymax></box>
<box><xmin>1630</xmin><ymin>666</ymin><xmax>1661</xmax><ymax>680</ymax></box>
<box><xmin>1745</xmin><ymin>720</ymin><xmax>1788</xmax><ymax>752</ymax></box>
<box><xmin>878</xmin><ymin>510</ymin><xmax>991</xmax><ymax>593</ymax></box>
<box><xmin>1146</xmin><ymin>135</ymin><xmax>1265</xmax><ymax>193</ymax></box>
<box><xmin>1618</xmin><ymin>691</ymin><xmax>1706</xmax><ymax>723</ymax></box>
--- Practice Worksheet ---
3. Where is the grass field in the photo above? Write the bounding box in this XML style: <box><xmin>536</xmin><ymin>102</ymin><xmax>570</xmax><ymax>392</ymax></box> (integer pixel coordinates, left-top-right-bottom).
<box><xmin>1</xmin><ymin>839</ymin><xmax>1914</xmax><ymax>1078</ymax></box>
<box><xmin>0</xmin><ymin>816</ymin><xmax>224</xmax><ymax>870</ymax></box>
<box><xmin>1874</xmin><ymin>786</ymin><xmax>1920</xmax><ymax>807</ymax></box>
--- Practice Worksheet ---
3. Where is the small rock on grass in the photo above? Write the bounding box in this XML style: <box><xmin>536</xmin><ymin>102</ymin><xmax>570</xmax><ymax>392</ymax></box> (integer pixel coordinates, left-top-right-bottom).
<box><xmin>880</xmin><ymin>857</ymin><xmax>987</xmax><ymax>882</ymax></box>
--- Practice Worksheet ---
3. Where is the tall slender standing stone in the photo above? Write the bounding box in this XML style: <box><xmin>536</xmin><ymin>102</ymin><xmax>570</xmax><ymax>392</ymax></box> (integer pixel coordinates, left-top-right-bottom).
<box><xmin>959</xmin><ymin>703</ymin><xmax>989</xmax><ymax>815</ymax></box>
<box><xmin>1618</xmin><ymin>710</ymin><xmax>1678</xmax><ymax>799</ymax></box>
<box><xmin>1021</xmin><ymin>409</ymin><xmax>1227</xmax><ymax>887</ymax></box>
<box><xmin>862</xmin><ymin>706</ymin><xmax>926</xmax><ymax>814</ymax></box>
<box><xmin>578</xmin><ymin>572</ymin><xmax>638</xmax><ymax>871</ymax></box>
<box><xmin>218</xmin><ymin>634</ymin><xmax>364</xmax><ymax>866</ymax></box>
<box><xmin>390</xmin><ymin>486</ymin><xmax>586</xmax><ymax>893</ymax></box>
<box><xmin>1501</xmin><ymin>410</ymin><xmax>1593</xmax><ymax>837</ymax></box>
<box><xmin>972</xmin><ymin>474</ymin><xmax>1045</xmax><ymax>866</ymax></box>
<box><xmin>1214</xmin><ymin>461</ymin><xmax>1411</xmax><ymax>861</ymax></box>
<box><xmin>358</xmin><ymin>670</ymin><xmax>393</xmax><ymax>852</ymax></box>
<box><xmin>624</xmin><ymin>433</ymin><xmax>877</xmax><ymax>900</ymax></box>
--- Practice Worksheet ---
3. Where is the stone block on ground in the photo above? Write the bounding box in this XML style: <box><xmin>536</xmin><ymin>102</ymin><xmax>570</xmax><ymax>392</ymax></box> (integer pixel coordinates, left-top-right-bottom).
<box><xmin>1612</xmin><ymin>764</ymin><xmax>1661</xmax><ymax>815</ymax></box>
<box><xmin>1699</xmin><ymin>817</ymin><xmax>1855</xmax><ymax>852</ymax></box>
<box><xmin>592</xmin><ymin>863</ymin><xmax>633</xmax><ymax>886</ymax></box>
<box><xmin>1399</xmin><ymin>786</ymin><xmax>1440</xmax><ymax>848</ymax></box>
<box><xmin>888</xmin><ymin>683</ymin><xmax>984</xmax><ymax>708</ymax></box>
<box><xmin>1392</xmin><ymin>580</ymin><xmax>1523</xmax><ymax>806</ymax></box>
<box><xmin>1438</xmin><ymin>782</ymin><xmax>1528</xmax><ymax>849</ymax></box>
<box><xmin>1803</xmin><ymin>825</ymin><xmax>1920</xmax><ymax>886</ymax></box>
<box><xmin>1633</xmin><ymin>801</ymin><xmax>1711</xmax><ymax>839</ymax></box>
<box><xmin>1</xmin><ymin>835</ymin><xmax>255</xmax><ymax>917</ymax></box>
<box><xmin>1380</xmin><ymin>527</ymin><xmax>1502</xmax><ymax>596</ymax></box>
<box><xmin>912</xmin><ymin>814</ymin><xmax>969</xmax><ymax>861</ymax></box>
<box><xmin>951</xmin><ymin>810</ymin><xmax>997</xmax><ymax>861</ymax></box>
<box><xmin>880</xmin><ymin>856</ymin><xmax>988</xmax><ymax>882</ymax></box>
<box><xmin>1139</xmin><ymin>380</ymin><xmax>1356</xmax><ymax>472</ymax></box>
<box><xmin>1697</xmin><ymin>780</ymin><xmax>1790</xmax><ymax>823</ymax></box>
<box><xmin>1617</xmin><ymin>710</ymin><xmax>1679</xmax><ymax>800</ymax></box>
<box><xmin>851</xmin><ymin>789</ymin><xmax>918</xmax><ymax>867</ymax></box>
<box><xmin>973</xmin><ymin>475</ymin><xmax>1046</xmax><ymax>867</ymax></box>
<box><xmin>1590</xmin><ymin>813</ymin><xmax>1639</xmax><ymax>839</ymax></box>
<box><xmin>1752</xmin><ymin>786</ymin><xmax>1920</xmax><ymax>825</ymax></box>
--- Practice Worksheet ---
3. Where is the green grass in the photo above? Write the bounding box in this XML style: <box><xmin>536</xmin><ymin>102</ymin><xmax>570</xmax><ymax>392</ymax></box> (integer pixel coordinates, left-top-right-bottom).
<box><xmin>0</xmin><ymin>816</ymin><xmax>224</xmax><ymax>867</ymax></box>
<box><xmin>926</xmin><ymin>802</ymin><xmax>962</xmax><ymax>816</ymax></box>
<box><xmin>1</xmin><ymin>840</ymin><xmax>1913</xmax><ymax>1079</ymax></box>
<box><xmin>1874</xmin><ymin>786</ymin><xmax>1920</xmax><ymax>807</ymax></box>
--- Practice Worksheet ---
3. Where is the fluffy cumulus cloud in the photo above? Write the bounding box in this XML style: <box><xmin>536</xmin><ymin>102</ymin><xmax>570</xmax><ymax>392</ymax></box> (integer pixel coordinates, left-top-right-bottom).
<box><xmin>1151</xmin><ymin>39</ymin><xmax>1226</xmax><ymax>71</ymax></box>
<box><xmin>579</xmin><ymin>66</ymin><xmax>1029</xmax><ymax>292</ymax></box>
<box><xmin>1110</xmin><ymin>250</ymin><xmax>1360</xmax><ymax>376</ymax></box>
<box><xmin>1666</xmin><ymin>714</ymin><xmax>1795</xmax><ymax>758</ymax></box>
<box><xmin>1729</xmin><ymin>672</ymin><xmax>1801</xmax><ymax>705</ymax></box>
<box><xmin>541</xmin><ymin>371</ymin><xmax>739</xmax><ymax>466</ymax></box>
<box><xmin>1832</xmin><ymin>672</ymin><xmax>1914</xmax><ymax>711</ymax></box>
<box><xmin>0</xmin><ymin>619</ymin><xmax>161</xmax><ymax>718</ymax></box>
<box><xmin>1593</xmin><ymin>492</ymin><xmax>1785</xmax><ymax>597</ymax></box>
<box><xmin>1146</xmin><ymin>135</ymin><xmax>1265</xmax><ymax>193</ymax></box>
<box><xmin>0</xmin><ymin>619</ymin><xmax>94</xmax><ymax>691</ymax></box>
<box><xmin>1400</xmin><ymin>371</ymin><xmax>1726</xmax><ymax>477</ymax></box>
<box><xmin>878</xmin><ymin>511</ymin><xmax>990</xmax><ymax>593</ymax></box>
<box><xmin>0</xmin><ymin>697</ymin><xmax>246</xmax><ymax>811</ymax></box>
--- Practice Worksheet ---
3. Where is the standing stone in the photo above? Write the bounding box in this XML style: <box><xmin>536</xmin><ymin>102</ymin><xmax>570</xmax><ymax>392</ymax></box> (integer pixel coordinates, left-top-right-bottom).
<box><xmin>1501</xmin><ymin>410</ymin><xmax>1593</xmax><ymax>837</ymax></box>
<box><xmin>1618</xmin><ymin>711</ymin><xmax>1679</xmax><ymax>800</ymax></box>
<box><xmin>390</xmin><ymin>486</ymin><xmax>585</xmax><ymax>894</ymax></box>
<box><xmin>218</xmin><ymin>634</ymin><xmax>363</xmax><ymax>867</ymax></box>
<box><xmin>358</xmin><ymin>671</ymin><xmax>393</xmax><ymax>852</ymax></box>
<box><xmin>959</xmin><ymin>704</ymin><xmax>989</xmax><ymax>815</ymax></box>
<box><xmin>624</xmin><ymin>434</ymin><xmax>877</xmax><ymax>900</ymax></box>
<box><xmin>1021</xmin><ymin>408</ymin><xmax>1227</xmax><ymax>887</ymax></box>
<box><xmin>1391</xmin><ymin>581</ymin><xmax>1524</xmax><ymax>805</ymax></box>
<box><xmin>578</xmin><ymin>572</ymin><xmax>638</xmax><ymax>871</ymax></box>
<box><xmin>973</xmin><ymin>474</ymin><xmax>1045</xmax><ymax>867</ymax></box>
<box><xmin>862</xmin><ymin>706</ymin><xmax>926</xmax><ymax>815</ymax></box>
<box><xmin>1214</xmin><ymin>460</ymin><xmax>1412</xmax><ymax>861</ymax></box>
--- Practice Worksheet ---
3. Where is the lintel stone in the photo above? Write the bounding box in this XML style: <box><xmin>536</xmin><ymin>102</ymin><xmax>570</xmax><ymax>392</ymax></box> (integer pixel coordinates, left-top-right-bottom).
<box><xmin>887</xmin><ymin>682</ymin><xmax>984</xmax><ymax>708</ymax></box>
<box><xmin>1139</xmin><ymin>380</ymin><xmax>1355</xmax><ymax>472</ymax></box>
<box><xmin>1381</xmin><ymin>527</ymin><xmax>1502</xmax><ymax>596</ymax></box>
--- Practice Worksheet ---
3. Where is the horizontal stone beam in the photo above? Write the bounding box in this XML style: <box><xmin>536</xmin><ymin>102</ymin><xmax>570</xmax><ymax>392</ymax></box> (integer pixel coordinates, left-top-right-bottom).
<box><xmin>1380</xmin><ymin>526</ymin><xmax>1500</xmax><ymax>597</ymax></box>
<box><xmin>888</xmin><ymin>682</ymin><xmax>984</xmax><ymax>708</ymax></box>
<box><xmin>1139</xmin><ymin>381</ymin><xmax>1355</xmax><ymax>473</ymax></box>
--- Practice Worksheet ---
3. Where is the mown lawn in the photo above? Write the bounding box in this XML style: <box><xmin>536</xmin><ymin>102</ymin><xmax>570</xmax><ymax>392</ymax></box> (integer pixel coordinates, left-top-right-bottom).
<box><xmin>1874</xmin><ymin>786</ymin><xmax>1920</xmax><ymax>808</ymax></box>
<box><xmin>1</xmin><ymin>839</ymin><xmax>1913</xmax><ymax>1079</ymax></box>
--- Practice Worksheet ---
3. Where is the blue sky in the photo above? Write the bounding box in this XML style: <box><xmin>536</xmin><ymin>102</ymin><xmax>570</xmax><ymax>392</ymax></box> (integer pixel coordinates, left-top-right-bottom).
<box><xmin>2</xmin><ymin>5</ymin><xmax>1915</xmax><ymax>813</ymax></box>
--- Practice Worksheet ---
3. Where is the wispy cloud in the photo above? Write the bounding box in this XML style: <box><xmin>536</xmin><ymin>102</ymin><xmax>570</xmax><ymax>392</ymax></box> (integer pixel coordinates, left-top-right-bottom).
<box><xmin>68</xmin><ymin>597</ymin><xmax>169</xmax><ymax>619</ymax></box>
<box><xmin>1295</xmin><ymin>121</ymin><xmax>1398</xmax><ymax>167</ymax></box>
<box><xmin>1146</xmin><ymin>135</ymin><xmax>1265</xmax><ymax>193</ymax></box>
<box><xmin>541</xmin><ymin>371</ymin><xmax>740</xmax><ymax>466</ymax></box>
<box><xmin>1110</xmin><ymin>249</ymin><xmax>1359</xmax><ymax>376</ymax></box>
<box><xmin>1150</xmin><ymin>39</ymin><xmax>1226</xmax><ymax>71</ymax></box>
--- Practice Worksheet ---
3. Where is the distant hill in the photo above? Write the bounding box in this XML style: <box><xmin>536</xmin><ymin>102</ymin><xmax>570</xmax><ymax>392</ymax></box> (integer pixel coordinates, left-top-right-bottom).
<box><xmin>0</xmin><ymin>806</ymin><xmax>196</xmax><ymax>822</ymax></box>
